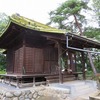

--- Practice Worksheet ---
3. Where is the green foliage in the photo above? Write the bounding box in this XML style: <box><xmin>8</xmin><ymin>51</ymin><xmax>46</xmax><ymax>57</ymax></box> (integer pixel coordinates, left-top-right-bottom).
<box><xmin>86</xmin><ymin>70</ymin><xmax>93</xmax><ymax>76</ymax></box>
<box><xmin>0</xmin><ymin>70</ymin><xmax>6</xmax><ymax>74</ymax></box>
<box><xmin>48</xmin><ymin>0</ymin><xmax>89</xmax><ymax>34</ymax></box>
<box><xmin>0</xmin><ymin>53</ymin><xmax>6</xmax><ymax>70</ymax></box>
<box><xmin>0</xmin><ymin>13</ymin><xmax>9</xmax><ymax>35</ymax></box>
<box><xmin>56</xmin><ymin>0</ymin><xmax>88</xmax><ymax>15</ymax></box>
<box><xmin>94</xmin><ymin>55</ymin><xmax>100</xmax><ymax>72</ymax></box>
<box><xmin>92</xmin><ymin>0</ymin><xmax>100</xmax><ymax>16</ymax></box>
<box><xmin>84</xmin><ymin>27</ymin><xmax>100</xmax><ymax>76</ymax></box>
<box><xmin>0</xmin><ymin>13</ymin><xmax>8</xmax><ymax>73</ymax></box>
<box><xmin>84</xmin><ymin>27</ymin><xmax>100</xmax><ymax>40</ymax></box>
<box><xmin>92</xmin><ymin>0</ymin><xmax>100</xmax><ymax>26</ymax></box>
<box><xmin>75</xmin><ymin>52</ymin><xmax>98</xmax><ymax>77</ymax></box>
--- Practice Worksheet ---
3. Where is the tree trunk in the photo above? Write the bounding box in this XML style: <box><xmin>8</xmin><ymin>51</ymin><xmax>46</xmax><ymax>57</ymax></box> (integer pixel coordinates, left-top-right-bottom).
<box><xmin>88</xmin><ymin>52</ymin><xmax>97</xmax><ymax>75</ymax></box>
<box><xmin>73</xmin><ymin>14</ymin><xmax>83</xmax><ymax>36</ymax></box>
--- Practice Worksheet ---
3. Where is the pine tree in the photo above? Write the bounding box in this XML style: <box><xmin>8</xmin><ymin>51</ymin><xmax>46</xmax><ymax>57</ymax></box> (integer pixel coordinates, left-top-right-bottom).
<box><xmin>48</xmin><ymin>0</ymin><xmax>90</xmax><ymax>36</ymax></box>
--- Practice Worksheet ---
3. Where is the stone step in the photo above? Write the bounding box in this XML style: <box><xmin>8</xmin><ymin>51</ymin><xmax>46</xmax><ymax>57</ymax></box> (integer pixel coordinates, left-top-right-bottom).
<box><xmin>75</xmin><ymin>85</ymin><xmax>97</xmax><ymax>94</ymax></box>
<box><xmin>71</xmin><ymin>88</ymin><xmax>95</xmax><ymax>97</ymax></box>
<box><xmin>79</xmin><ymin>89</ymin><xmax>97</xmax><ymax>96</ymax></box>
<box><xmin>46</xmin><ymin>77</ymin><xmax>75</xmax><ymax>84</ymax></box>
<box><xmin>49</xmin><ymin>80</ymin><xmax>98</xmax><ymax>100</ymax></box>
<box><xmin>69</xmin><ymin>81</ymin><xmax>97</xmax><ymax>97</ymax></box>
<box><xmin>90</xmin><ymin>96</ymin><xmax>100</xmax><ymax>100</ymax></box>
<box><xmin>64</xmin><ymin>81</ymin><xmax>86</xmax><ymax>86</ymax></box>
<box><xmin>75</xmin><ymin>85</ymin><xmax>90</xmax><ymax>91</ymax></box>
<box><xmin>76</xmin><ymin>90</ymin><xmax>99</xmax><ymax>100</ymax></box>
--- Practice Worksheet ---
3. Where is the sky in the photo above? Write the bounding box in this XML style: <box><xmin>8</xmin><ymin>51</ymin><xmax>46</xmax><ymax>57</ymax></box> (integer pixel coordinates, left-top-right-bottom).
<box><xmin>0</xmin><ymin>0</ymin><xmax>66</xmax><ymax>24</ymax></box>
<box><xmin>0</xmin><ymin>0</ymin><xmax>98</xmax><ymax>27</ymax></box>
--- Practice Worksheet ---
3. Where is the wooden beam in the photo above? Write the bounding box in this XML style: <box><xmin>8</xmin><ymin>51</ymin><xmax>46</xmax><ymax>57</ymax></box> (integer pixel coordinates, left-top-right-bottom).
<box><xmin>68</xmin><ymin>51</ymin><xmax>71</xmax><ymax>70</ymax></box>
<box><xmin>42</xmin><ymin>34</ymin><xmax>65</xmax><ymax>40</ymax></box>
<box><xmin>74</xmin><ymin>52</ymin><xmax>77</xmax><ymax>72</ymax></box>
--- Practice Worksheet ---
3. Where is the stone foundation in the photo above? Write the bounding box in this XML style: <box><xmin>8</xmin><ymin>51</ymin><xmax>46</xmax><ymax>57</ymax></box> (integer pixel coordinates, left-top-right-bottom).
<box><xmin>0</xmin><ymin>86</ymin><xmax>70</xmax><ymax>100</ymax></box>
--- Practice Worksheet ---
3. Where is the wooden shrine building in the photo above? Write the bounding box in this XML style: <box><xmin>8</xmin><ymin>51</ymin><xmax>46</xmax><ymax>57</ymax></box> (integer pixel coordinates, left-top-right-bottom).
<box><xmin>0</xmin><ymin>14</ymin><xmax>100</xmax><ymax>87</ymax></box>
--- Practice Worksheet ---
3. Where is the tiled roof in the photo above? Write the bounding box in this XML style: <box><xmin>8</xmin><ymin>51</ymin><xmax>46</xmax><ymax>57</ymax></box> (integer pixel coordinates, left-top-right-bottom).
<box><xmin>0</xmin><ymin>14</ymin><xmax>100</xmax><ymax>44</ymax></box>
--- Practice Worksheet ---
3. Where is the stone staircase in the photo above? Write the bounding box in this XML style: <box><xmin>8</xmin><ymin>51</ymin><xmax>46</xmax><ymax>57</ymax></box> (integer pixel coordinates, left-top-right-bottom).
<box><xmin>67</xmin><ymin>80</ymin><xmax>99</xmax><ymax>100</ymax></box>
<box><xmin>49</xmin><ymin>80</ymin><xmax>99</xmax><ymax>100</ymax></box>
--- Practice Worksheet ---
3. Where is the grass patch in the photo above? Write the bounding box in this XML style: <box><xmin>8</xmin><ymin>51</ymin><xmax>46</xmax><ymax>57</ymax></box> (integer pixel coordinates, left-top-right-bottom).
<box><xmin>0</xmin><ymin>70</ymin><xmax>6</xmax><ymax>74</ymax></box>
<box><xmin>0</xmin><ymin>70</ymin><xmax>6</xmax><ymax>79</ymax></box>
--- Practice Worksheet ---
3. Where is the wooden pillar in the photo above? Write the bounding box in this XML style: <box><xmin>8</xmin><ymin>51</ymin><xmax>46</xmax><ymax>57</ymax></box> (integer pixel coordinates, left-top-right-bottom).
<box><xmin>81</xmin><ymin>52</ymin><xmax>86</xmax><ymax>80</ymax></box>
<box><xmin>74</xmin><ymin>52</ymin><xmax>77</xmax><ymax>72</ymax></box>
<box><xmin>67</xmin><ymin>51</ymin><xmax>71</xmax><ymax>70</ymax></box>
<box><xmin>22</xmin><ymin>36</ymin><xmax>26</xmax><ymax>74</ymax></box>
<box><xmin>57</xmin><ymin>41</ymin><xmax>63</xmax><ymax>84</ymax></box>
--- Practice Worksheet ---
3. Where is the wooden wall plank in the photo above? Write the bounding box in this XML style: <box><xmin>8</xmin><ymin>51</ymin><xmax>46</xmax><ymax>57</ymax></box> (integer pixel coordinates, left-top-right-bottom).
<box><xmin>34</xmin><ymin>48</ymin><xmax>43</xmax><ymax>73</ymax></box>
<box><xmin>7</xmin><ymin>49</ymin><xmax>14</xmax><ymax>74</ymax></box>
<box><xmin>43</xmin><ymin>47</ymin><xmax>58</xmax><ymax>74</ymax></box>
<box><xmin>14</xmin><ymin>47</ymin><xmax>24</xmax><ymax>74</ymax></box>
<box><xmin>24</xmin><ymin>47</ymin><xmax>34</xmax><ymax>73</ymax></box>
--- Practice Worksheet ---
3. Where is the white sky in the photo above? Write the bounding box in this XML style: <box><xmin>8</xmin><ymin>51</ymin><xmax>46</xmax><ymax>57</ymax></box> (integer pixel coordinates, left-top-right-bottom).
<box><xmin>0</xmin><ymin>0</ymin><xmax>98</xmax><ymax>27</ymax></box>
<box><xmin>0</xmin><ymin>0</ymin><xmax>66</xmax><ymax>24</ymax></box>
